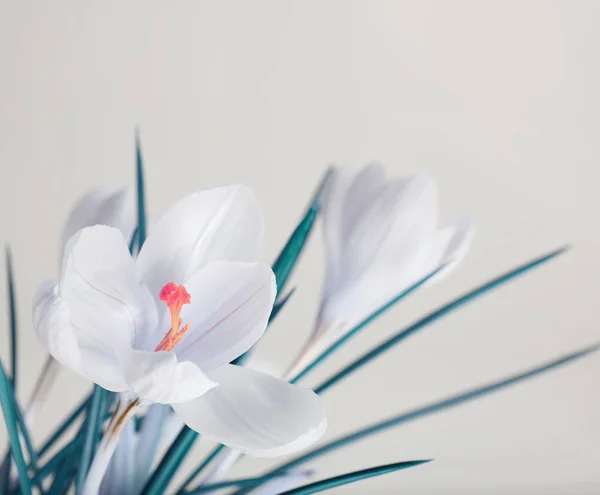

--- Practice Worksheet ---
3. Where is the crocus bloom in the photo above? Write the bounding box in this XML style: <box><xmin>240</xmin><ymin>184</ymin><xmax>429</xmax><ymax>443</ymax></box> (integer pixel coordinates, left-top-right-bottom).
<box><xmin>33</xmin><ymin>185</ymin><xmax>326</xmax><ymax>462</ymax></box>
<box><xmin>288</xmin><ymin>163</ymin><xmax>474</xmax><ymax>377</ymax></box>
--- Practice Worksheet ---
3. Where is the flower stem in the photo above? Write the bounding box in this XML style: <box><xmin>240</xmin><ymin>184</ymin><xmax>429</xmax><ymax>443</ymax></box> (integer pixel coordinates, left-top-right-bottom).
<box><xmin>82</xmin><ymin>395</ymin><xmax>140</xmax><ymax>495</ymax></box>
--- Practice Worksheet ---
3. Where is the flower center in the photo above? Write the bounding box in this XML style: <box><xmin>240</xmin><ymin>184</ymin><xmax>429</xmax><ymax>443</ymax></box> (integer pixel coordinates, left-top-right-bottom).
<box><xmin>154</xmin><ymin>282</ymin><xmax>191</xmax><ymax>352</ymax></box>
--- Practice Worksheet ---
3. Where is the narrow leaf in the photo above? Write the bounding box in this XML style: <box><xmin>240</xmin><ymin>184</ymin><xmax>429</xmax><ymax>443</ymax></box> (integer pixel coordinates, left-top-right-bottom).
<box><xmin>271</xmin><ymin>167</ymin><xmax>331</xmax><ymax>297</ymax></box>
<box><xmin>38</xmin><ymin>397</ymin><xmax>88</xmax><ymax>457</ymax></box>
<box><xmin>233</xmin><ymin>169</ymin><xmax>331</xmax><ymax>369</ymax></box>
<box><xmin>128</xmin><ymin>226</ymin><xmax>139</xmax><ymax>255</ymax></box>
<box><xmin>141</xmin><ymin>427</ymin><xmax>199</xmax><ymax>495</ymax></box>
<box><xmin>236</xmin><ymin>343</ymin><xmax>598</xmax><ymax>494</ymax></box>
<box><xmin>314</xmin><ymin>246</ymin><xmax>569</xmax><ymax>394</ymax></box>
<box><xmin>278</xmin><ymin>460</ymin><xmax>431</xmax><ymax>495</ymax></box>
<box><xmin>48</xmin><ymin>453</ymin><xmax>79</xmax><ymax>495</ymax></box>
<box><xmin>0</xmin><ymin>360</ymin><xmax>31</xmax><ymax>494</ymax></box>
<box><xmin>291</xmin><ymin>265</ymin><xmax>446</xmax><ymax>383</ymax></box>
<box><xmin>75</xmin><ymin>385</ymin><xmax>104</xmax><ymax>494</ymax></box>
<box><xmin>186</xmin><ymin>471</ymin><xmax>291</xmax><ymax>494</ymax></box>
<box><xmin>5</xmin><ymin>246</ymin><xmax>17</xmax><ymax>389</ymax></box>
<box><xmin>176</xmin><ymin>444</ymin><xmax>224</xmax><ymax>493</ymax></box>
<box><xmin>136</xmin><ymin>129</ymin><xmax>147</xmax><ymax>248</ymax></box>
<box><xmin>32</xmin><ymin>437</ymin><xmax>80</xmax><ymax>485</ymax></box>
<box><xmin>0</xmin><ymin>373</ymin><xmax>39</xmax><ymax>491</ymax></box>
<box><xmin>269</xmin><ymin>287</ymin><xmax>296</xmax><ymax>324</ymax></box>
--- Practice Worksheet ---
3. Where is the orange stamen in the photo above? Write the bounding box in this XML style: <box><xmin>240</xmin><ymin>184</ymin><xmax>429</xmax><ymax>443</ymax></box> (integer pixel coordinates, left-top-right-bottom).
<box><xmin>155</xmin><ymin>282</ymin><xmax>191</xmax><ymax>352</ymax></box>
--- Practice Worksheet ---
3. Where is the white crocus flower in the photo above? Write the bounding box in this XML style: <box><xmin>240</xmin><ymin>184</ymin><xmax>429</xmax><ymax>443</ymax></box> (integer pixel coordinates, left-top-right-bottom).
<box><xmin>25</xmin><ymin>186</ymin><xmax>136</xmax><ymax>427</ymax></box>
<box><xmin>287</xmin><ymin>163</ymin><xmax>475</xmax><ymax>378</ymax></box>
<box><xmin>32</xmin><ymin>185</ymin><xmax>326</xmax><ymax>494</ymax></box>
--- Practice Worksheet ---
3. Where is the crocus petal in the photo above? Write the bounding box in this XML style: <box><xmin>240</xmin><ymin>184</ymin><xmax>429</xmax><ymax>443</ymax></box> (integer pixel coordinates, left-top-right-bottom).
<box><xmin>135</xmin><ymin>185</ymin><xmax>264</xmax><ymax>303</ymax></box>
<box><xmin>60</xmin><ymin>186</ymin><xmax>135</xmax><ymax>260</ymax></box>
<box><xmin>321</xmin><ymin>163</ymin><xmax>386</xmax><ymax>295</ymax></box>
<box><xmin>33</xmin><ymin>279</ymin><xmax>130</xmax><ymax>391</ymax></box>
<box><xmin>33</xmin><ymin>280</ymin><xmax>82</xmax><ymax>372</ymax></box>
<box><xmin>172</xmin><ymin>365</ymin><xmax>326</xmax><ymax>457</ymax></box>
<box><xmin>119</xmin><ymin>348</ymin><xmax>217</xmax><ymax>404</ymax></box>
<box><xmin>167</xmin><ymin>261</ymin><xmax>276</xmax><ymax>371</ymax></box>
<box><xmin>60</xmin><ymin>225</ymin><xmax>158</xmax><ymax>352</ymax></box>
<box><xmin>434</xmin><ymin>217</ymin><xmax>476</xmax><ymax>280</ymax></box>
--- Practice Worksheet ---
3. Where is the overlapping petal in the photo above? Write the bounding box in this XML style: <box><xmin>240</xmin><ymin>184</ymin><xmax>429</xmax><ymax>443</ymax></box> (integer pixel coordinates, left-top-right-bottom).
<box><xmin>135</xmin><ymin>185</ymin><xmax>264</xmax><ymax>304</ymax></box>
<box><xmin>118</xmin><ymin>348</ymin><xmax>217</xmax><ymax>404</ymax></box>
<box><xmin>172</xmin><ymin>261</ymin><xmax>276</xmax><ymax>372</ymax></box>
<box><xmin>60</xmin><ymin>225</ymin><xmax>158</xmax><ymax>350</ymax></box>
<box><xmin>317</xmin><ymin>164</ymin><xmax>474</xmax><ymax>334</ymax></box>
<box><xmin>173</xmin><ymin>364</ymin><xmax>326</xmax><ymax>457</ymax></box>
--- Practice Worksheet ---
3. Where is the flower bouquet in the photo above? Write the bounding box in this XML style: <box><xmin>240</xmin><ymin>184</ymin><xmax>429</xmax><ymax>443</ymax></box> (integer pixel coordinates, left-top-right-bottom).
<box><xmin>0</xmin><ymin>134</ymin><xmax>596</xmax><ymax>495</ymax></box>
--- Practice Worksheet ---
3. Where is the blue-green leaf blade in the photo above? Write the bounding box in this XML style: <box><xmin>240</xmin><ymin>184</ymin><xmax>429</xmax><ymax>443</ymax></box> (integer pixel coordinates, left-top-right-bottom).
<box><xmin>141</xmin><ymin>427</ymin><xmax>199</xmax><ymax>495</ymax></box>
<box><xmin>269</xmin><ymin>287</ymin><xmax>296</xmax><ymax>324</ymax></box>
<box><xmin>291</xmin><ymin>264</ymin><xmax>446</xmax><ymax>383</ymax></box>
<box><xmin>314</xmin><ymin>246</ymin><xmax>569</xmax><ymax>394</ymax></box>
<box><xmin>136</xmin><ymin>129</ymin><xmax>147</xmax><ymax>249</ymax></box>
<box><xmin>5</xmin><ymin>246</ymin><xmax>17</xmax><ymax>389</ymax></box>
<box><xmin>271</xmin><ymin>167</ymin><xmax>331</xmax><ymax>297</ymax></box>
<box><xmin>75</xmin><ymin>385</ymin><xmax>104</xmax><ymax>494</ymax></box>
<box><xmin>176</xmin><ymin>443</ymin><xmax>224</xmax><ymax>493</ymax></box>
<box><xmin>278</xmin><ymin>460</ymin><xmax>431</xmax><ymax>495</ymax></box>
<box><xmin>38</xmin><ymin>396</ymin><xmax>88</xmax><ymax>457</ymax></box>
<box><xmin>186</xmin><ymin>471</ymin><xmax>292</xmax><ymax>494</ymax></box>
<box><xmin>0</xmin><ymin>360</ymin><xmax>31</xmax><ymax>494</ymax></box>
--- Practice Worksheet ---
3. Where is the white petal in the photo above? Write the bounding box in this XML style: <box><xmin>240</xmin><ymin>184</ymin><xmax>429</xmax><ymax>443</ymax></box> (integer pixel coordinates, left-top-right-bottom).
<box><xmin>135</xmin><ymin>185</ymin><xmax>264</xmax><ymax>303</ymax></box>
<box><xmin>173</xmin><ymin>365</ymin><xmax>326</xmax><ymax>457</ymax></box>
<box><xmin>321</xmin><ymin>163</ymin><xmax>386</xmax><ymax>295</ymax></box>
<box><xmin>60</xmin><ymin>225</ymin><xmax>158</xmax><ymax>352</ymax></box>
<box><xmin>172</xmin><ymin>261</ymin><xmax>276</xmax><ymax>371</ymax></box>
<box><xmin>61</xmin><ymin>186</ymin><xmax>135</xmax><ymax>261</ymax></box>
<box><xmin>32</xmin><ymin>279</ymin><xmax>129</xmax><ymax>391</ymax></box>
<box><xmin>437</xmin><ymin>218</ymin><xmax>475</xmax><ymax>275</ymax></box>
<box><xmin>119</xmin><ymin>348</ymin><xmax>217</xmax><ymax>404</ymax></box>
<box><xmin>33</xmin><ymin>279</ymin><xmax>82</xmax><ymax>372</ymax></box>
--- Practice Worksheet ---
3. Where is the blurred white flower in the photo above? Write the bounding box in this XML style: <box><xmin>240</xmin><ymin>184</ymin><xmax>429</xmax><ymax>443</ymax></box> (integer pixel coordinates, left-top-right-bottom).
<box><xmin>60</xmin><ymin>186</ymin><xmax>137</xmax><ymax>259</ymax></box>
<box><xmin>288</xmin><ymin>163</ymin><xmax>474</xmax><ymax>377</ymax></box>
<box><xmin>33</xmin><ymin>185</ymin><xmax>326</xmax><ymax>462</ymax></box>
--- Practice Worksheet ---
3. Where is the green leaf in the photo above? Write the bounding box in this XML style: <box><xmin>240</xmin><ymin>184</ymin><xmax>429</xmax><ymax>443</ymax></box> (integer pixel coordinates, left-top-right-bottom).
<box><xmin>235</xmin><ymin>343</ymin><xmax>598</xmax><ymax>494</ymax></box>
<box><xmin>233</xmin><ymin>169</ymin><xmax>330</xmax><ymax>369</ymax></box>
<box><xmin>38</xmin><ymin>396</ymin><xmax>88</xmax><ymax>457</ymax></box>
<box><xmin>271</xmin><ymin>167</ymin><xmax>331</xmax><ymax>297</ymax></box>
<box><xmin>47</xmin><ymin>452</ymin><xmax>79</xmax><ymax>495</ymax></box>
<box><xmin>5</xmin><ymin>247</ymin><xmax>17</xmax><ymax>389</ymax></box>
<box><xmin>176</xmin><ymin>443</ymin><xmax>224</xmax><ymax>493</ymax></box>
<box><xmin>128</xmin><ymin>226</ymin><xmax>139</xmax><ymax>255</ymax></box>
<box><xmin>278</xmin><ymin>460</ymin><xmax>431</xmax><ymax>495</ymax></box>
<box><xmin>136</xmin><ymin>128</ymin><xmax>147</xmax><ymax>249</ymax></box>
<box><xmin>32</xmin><ymin>437</ymin><xmax>81</xmax><ymax>486</ymax></box>
<box><xmin>269</xmin><ymin>287</ymin><xmax>296</xmax><ymax>324</ymax></box>
<box><xmin>141</xmin><ymin>427</ymin><xmax>199</xmax><ymax>495</ymax></box>
<box><xmin>0</xmin><ymin>360</ymin><xmax>31</xmax><ymax>494</ymax></box>
<box><xmin>185</xmin><ymin>471</ymin><xmax>295</xmax><ymax>494</ymax></box>
<box><xmin>314</xmin><ymin>246</ymin><xmax>569</xmax><ymax>394</ymax></box>
<box><xmin>291</xmin><ymin>264</ymin><xmax>446</xmax><ymax>383</ymax></box>
<box><xmin>75</xmin><ymin>385</ymin><xmax>105</xmax><ymax>494</ymax></box>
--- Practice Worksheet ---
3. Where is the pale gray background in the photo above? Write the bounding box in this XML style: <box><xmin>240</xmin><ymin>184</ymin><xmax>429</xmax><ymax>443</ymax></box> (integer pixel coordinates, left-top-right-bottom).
<box><xmin>0</xmin><ymin>1</ymin><xmax>599</xmax><ymax>494</ymax></box>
